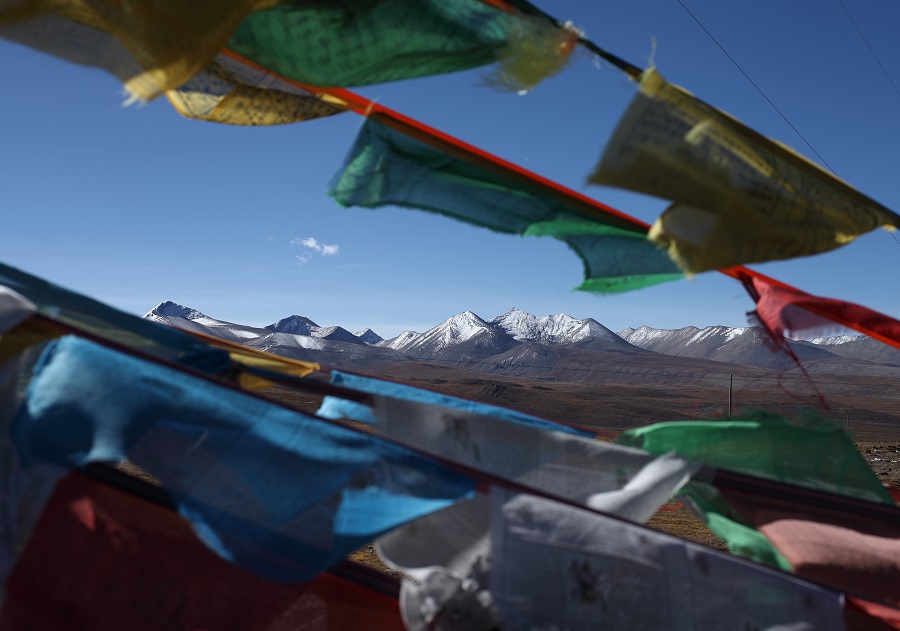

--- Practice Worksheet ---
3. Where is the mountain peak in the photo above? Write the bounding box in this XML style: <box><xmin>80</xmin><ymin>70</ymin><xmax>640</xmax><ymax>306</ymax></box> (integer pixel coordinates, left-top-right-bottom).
<box><xmin>355</xmin><ymin>328</ymin><xmax>384</xmax><ymax>345</ymax></box>
<box><xmin>491</xmin><ymin>308</ymin><xmax>623</xmax><ymax>345</ymax></box>
<box><xmin>266</xmin><ymin>315</ymin><xmax>320</xmax><ymax>336</ymax></box>
<box><xmin>145</xmin><ymin>301</ymin><xmax>207</xmax><ymax>320</ymax></box>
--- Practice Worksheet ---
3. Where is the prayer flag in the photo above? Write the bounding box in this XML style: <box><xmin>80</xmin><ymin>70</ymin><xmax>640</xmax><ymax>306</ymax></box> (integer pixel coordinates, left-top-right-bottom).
<box><xmin>372</xmin><ymin>395</ymin><xmax>698</xmax><ymax>519</ymax></box>
<box><xmin>318</xmin><ymin>369</ymin><xmax>591</xmax><ymax>436</ymax></box>
<box><xmin>591</xmin><ymin>68</ymin><xmax>900</xmax><ymax>273</ymax></box>
<box><xmin>0</xmin><ymin>287</ymin><xmax>34</xmax><ymax>336</ymax></box>
<box><xmin>618</xmin><ymin>412</ymin><xmax>892</xmax><ymax>568</ymax></box>
<box><xmin>14</xmin><ymin>336</ymin><xmax>475</xmax><ymax>582</ymax></box>
<box><xmin>228</xmin><ymin>0</ymin><xmax>576</xmax><ymax>90</ymax></box>
<box><xmin>330</xmin><ymin>117</ymin><xmax>683</xmax><ymax>293</ymax></box>
<box><xmin>489</xmin><ymin>490</ymin><xmax>845</xmax><ymax>631</ymax></box>
<box><xmin>0</xmin><ymin>472</ymin><xmax>406</xmax><ymax>631</ymax></box>
<box><xmin>379</xmin><ymin>486</ymin><xmax>846</xmax><ymax>630</ymax></box>
<box><xmin>167</xmin><ymin>54</ymin><xmax>347</xmax><ymax>126</ymax></box>
<box><xmin>721</xmin><ymin>487</ymin><xmax>900</xmax><ymax>607</ymax></box>
<box><xmin>743</xmin><ymin>273</ymin><xmax>900</xmax><ymax>354</ymax></box>
<box><xmin>0</xmin><ymin>262</ymin><xmax>320</xmax><ymax>387</ymax></box>
<box><xmin>0</xmin><ymin>0</ymin><xmax>278</xmax><ymax>101</ymax></box>
<box><xmin>617</xmin><ymin>411</ymin><xmax>891</xmax><ymax>504</ymax></box>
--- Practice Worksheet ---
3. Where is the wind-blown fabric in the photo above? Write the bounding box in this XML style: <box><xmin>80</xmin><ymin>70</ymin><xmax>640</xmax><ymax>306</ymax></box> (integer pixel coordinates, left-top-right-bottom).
<box><xmin>489</xmin><ymin>490</ymin><xmax>845</xmax><ymax>631</ymax></box>
<box><xmin>742</xmin><ymin>273</ymin><xmax>900</xmax><ymax>353</ymax></box>
<box><xmin>720</xmin><ymin>487</ymin><xmax>900</xmax><ymax>607</ymax></box>
<box><xmin>618</xmin><ymin>412</ymin><xmax>891</xmax><ymax>504</ymax></box>
<box><xmin>378</xmin><ymin>486</ymin><xmax>846</xmax><ymax>631</ymax></box>
<box><xmin>0</xmin><ymin>262</ymin><xmax>321</xmax><ymax>387</ymax></box>
<box><xmin>0</xmin><ymin>0</ymin><xmax>278</xmax><ymax>101</ymax></box>
<box><xmin>0</xmin><ymin>262</ymin><xmax>231</xmax><ymax>370</ymax></box>
<box><xmin>167</xmin><ymin>53</ymin><xmax>347</xmax><ymax>126</ymax></box>
<box><xmin>0</xmin><ymin>472</ymin><xmax>406</xmax><ymax>631</ymax></box>
<box><xmin>228</xmin><ymin>0</ymin><xmax>575</xmax><ymax>90</ymax></box>
<box><xmin>330</xmin><ymin>117</ymin><xmax>683</xmax><ymax>293</ymax></box>
<box><xmin>13</xmin><ymin>336</ymin><xmax>475</xmax><ymax>582</ymax></box>
<box><xmin>0</xmin><ymin>311</ymin><xmax>66</xmax><ymax>583</ymax></box>
<box><xmin>377</xmin><ymin>448</ymin><xmax>699</xmax><ymax>630</ymax></box>
<box><xmin>317</xmin><ymin>369</ymin><xmax>591</xmax><ymax>436</ymax></box>
<box><xmin>591</xmin><ymin>68</ymin><xmax>900</xmax><ymax>274</ymax></box>
<box><xmin>0</xmin><ymin>287</ymin><xmax>35</xmax><ymax>336</ymax></box>
<box><xmin>618</xmin><ymin>412</ymin><xmax>893</xmax><ymax>569</ymax></box>
<box><xmin>372</xmin><ymin>395</ymin><xmax>698</xmax><ymax>517</ymax></box>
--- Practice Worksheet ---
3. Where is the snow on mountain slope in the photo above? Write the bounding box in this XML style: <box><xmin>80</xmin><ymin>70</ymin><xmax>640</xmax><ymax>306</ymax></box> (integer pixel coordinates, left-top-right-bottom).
<box><xmin>355</xmin><ymin>328</ymin><xmax>384</xmax><ymax>345</ymax></box>
<box><xmin>144</xmin><ymin>302</ymin><xmax>269</xmax><ymax>343</ymax></box>
<box><xmin>385</xmin><ymin>311</ymin><xmax>496</xmax><ymax>356</ymax></box>
<box><xmin>145</xmin><ymin>303</ymin><xmax>900</xmax><ymax>378</ymax></box>
<box><xmin>809</xmin><ymin>334</ymin><xmax>867</xmax><ymax>346</ymax></box>
<box><xmin>619</xmin><ymin>324</ymin><xmax>853</xmax><ymax>371</ymax></box>
<box><xmin>266</xmin><ymin>315</ymin><xmax>320</xmax><ymax>336</ymax></box>
<box><xmin>491</xmin><ymin>308</ymin><xmax>627</xmax><ymax>345</ymax></box>
<box><xmin>144</xmin><ymin>301</ymin><xmax>207</xmax><ymax>321</ymax></box>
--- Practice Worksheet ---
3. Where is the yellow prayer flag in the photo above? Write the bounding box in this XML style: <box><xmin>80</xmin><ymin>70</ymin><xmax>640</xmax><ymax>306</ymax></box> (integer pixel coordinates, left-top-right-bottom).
<box><xmin>174</xmin><ymin>327</ymin><xmax>320</xmax><ymax>390</ymax></box>
<box><xmin>0</xmin><ymin>0</ymin><xmax>279</xmax><ymax>101</ymax></box>
<box><xmin>166</xmin><ymin>55</ymin><xmax>347</xmax><ymax>126</ymax></box>
<box><xmin>590</xmin><ymin>68</ymin><xmax>900</xmax><ymax>274</ymax></box>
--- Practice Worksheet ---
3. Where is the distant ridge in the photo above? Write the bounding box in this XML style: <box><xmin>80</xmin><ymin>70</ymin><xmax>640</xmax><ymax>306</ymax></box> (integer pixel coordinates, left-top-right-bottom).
<box><xmin>144</xmin><ymin>302</ymin><xmax>900</xmax><ymax>378</ymax></box>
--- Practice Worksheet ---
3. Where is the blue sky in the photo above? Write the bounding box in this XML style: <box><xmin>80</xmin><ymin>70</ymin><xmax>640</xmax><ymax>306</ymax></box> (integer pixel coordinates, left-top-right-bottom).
<box><xmin>3</xmin><ymin>0</ymin><xmax>900</xmax><ymax>339</ymax></box>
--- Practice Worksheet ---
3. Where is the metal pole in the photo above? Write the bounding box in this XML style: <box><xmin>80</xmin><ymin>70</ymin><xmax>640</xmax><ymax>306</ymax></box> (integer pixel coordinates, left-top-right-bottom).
<box><xmin>729</xmin><ymin>374</ymin><xmax>733</xmax><ymax>418</ymax></box>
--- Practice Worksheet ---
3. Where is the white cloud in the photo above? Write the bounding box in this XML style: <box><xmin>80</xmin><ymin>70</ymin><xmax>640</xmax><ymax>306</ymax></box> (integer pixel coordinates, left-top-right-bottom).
<box><xmin>291</xmin><ymin>236</ymin><xmax>340</xmax><ymax>257</ymax></box>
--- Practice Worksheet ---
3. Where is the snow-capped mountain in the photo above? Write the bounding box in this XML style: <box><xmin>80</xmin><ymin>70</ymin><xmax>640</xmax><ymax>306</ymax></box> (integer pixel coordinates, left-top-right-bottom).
<box><xmin>619</xmin><ymin>324</ymin><xmax>900</xmax><ymax>374</ymax></box>
<box><xmin>145</xmin><ymin>302</ymin><xmax>404</xmax><ymax>367</ymax></box>
<box><xmin>145</xmin><ymin>301</ymin><xmax>209</xmax><ymax>321</ymax></box>
<box><xmin>144</xmin><ymin>302</ymin><xmax>900</xmax><ymax>379</ymax></box>
<box><xmin>266</xmin><ymin>315</ymin><xmax>318</xmax><ymax>336</ymax></box>
<box><xmin>490</xmin><ymin>308</ymin><xmax>626</xmax><ymax>345</ymax></box>
<box><xmin>381</xmin><ymin>311</ymin><xmax>515</xmax><ymax>358</ymax></box>
<box><xmin>355</xmin><ymin>328</ymin><xmax>384</xmax><ymax>345</ymax></box>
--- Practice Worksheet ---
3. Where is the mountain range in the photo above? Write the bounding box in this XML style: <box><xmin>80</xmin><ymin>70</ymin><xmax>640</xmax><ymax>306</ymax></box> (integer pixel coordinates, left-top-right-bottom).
<box><xmin>144</xmin><ymin>302</ymin><xmax>900</xmax><ymax>379</ymax></box>
<box><xmin>144</xmin><ymin>302</ymin><xmax>900</xmax><ymax>428</ymax></box>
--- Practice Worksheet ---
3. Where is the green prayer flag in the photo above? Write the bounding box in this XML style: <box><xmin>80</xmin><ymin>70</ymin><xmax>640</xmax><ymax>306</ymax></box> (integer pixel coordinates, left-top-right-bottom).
<box><xmin>618</xmin><ymin>411</ymin><xmax>890</xmax><ymax>502</ymax></box>
<box><xmin>227</xmin><ymin>0</ymin><xmax>574</xmax><ymax>89</ymax></box>
<box><xmin>524</xmin><ymin>218</ymin><xmax>684</xmax><ymax>293</ymax></box>
<box><xmin>330</xmin><ymin>117</ymin><xmax>683</xmax><ymax>293</ymax></box>
<box><xmin>617</xmin><ymin>411</ymin><xmax>892</xmax><ymax>568</ymax></box>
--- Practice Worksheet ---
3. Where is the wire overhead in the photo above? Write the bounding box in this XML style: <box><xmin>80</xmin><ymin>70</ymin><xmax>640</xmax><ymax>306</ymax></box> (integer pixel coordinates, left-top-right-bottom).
<box><xmin>674</xmin><ymin>0</ymin><xmax>836</xmax><ymax>175</ymax></box>
<box><xmin>836</xmin><ymin>0</ymin><xmax>900</xmax><ymax>102</ymax></box>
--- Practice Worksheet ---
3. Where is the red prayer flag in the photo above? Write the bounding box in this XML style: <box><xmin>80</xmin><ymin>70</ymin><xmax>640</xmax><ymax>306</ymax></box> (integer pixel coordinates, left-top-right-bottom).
<box><xmin>741</xmin><ymin>272</ymin><xmax>900</xmax><ymax>353</ymax></box>
<box><xmin>0</xmin><ymin>472</ymin><xmax>405</xmax><ymax>631</ymax></box>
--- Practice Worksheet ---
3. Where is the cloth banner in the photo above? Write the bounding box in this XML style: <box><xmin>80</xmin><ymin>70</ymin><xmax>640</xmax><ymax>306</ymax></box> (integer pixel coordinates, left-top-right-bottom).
<box><xmin>618</xmin><ymin>412</ymin><xmax>892</xmax><ymax>569</ymax></box>
<box><xmin>0</xmin><ymin>314</ymin><xmax>66</xmax><ymax>584</ymax></box>
<box><xmin>228</xmin><ymin>0</ymin><xmax>575</xmax><ymax>90</ymax></box>
<box><xmin>373</xmin><ymin>395</ymin><xmax>699</xmax><ymax>630</ymax></box>
<box><xmin>591</xmin><ymin>68</ymin><xmax>900</xmax><ymax>273</ymax></box>
<box><xmin>743</xmin><ymin>273</ymin><xmax>900</xmax><ymax>353</ymax></box>
<box><xmin>13</xmin><ymin>336</ymin><xmax>475</xmax><ymax>582</ymax></box>
<box><xmin>0</xmin><ymin>262</ymin><xmax>321</xmax><ymax>387</ymax></box>
<box><xmin>317</xmin><ymin>369</ymin><xmax>591</xmax><ymax>436</ymax></box>
<box><xmin>618</xmin><ymin>411</ymin><xmax>892</xmax><ymax>504</ymax></box>
<box><xmin>489</xmin><ymin>489</ymin><xmax>846</xmax><ymax>631</ymax></box>
<box><xmin>330</xmin><ymin>117</ymin><xmax>683</xmax><ymax>293</ymax></box>
<box><xmin>372</xmin><ymin>394</ymin><xmax>698</xmax><ymax>518</ymax></box>
<box><xmin>167</xmin><ymin>53</ymin><xmax>347</xmax><ymax>126</ymax></box>
<box><xmin>0</xmin><ymin>287</ymin><xmax>35</xmax><ymax>336</ymax></box>
<box><xmin>0</xmin><ymin>0</ymin><xmax>278</xmax><ymax>101</ymax></box>
<box><xmin>721</xmin><ymin>486</ymin><xmax>900</xmax><ymax>606</ymax></box>
<box><xmin>0</xmin><ymin>472</ymin><xmax>405</xmax><ymax>631</ymax></box>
